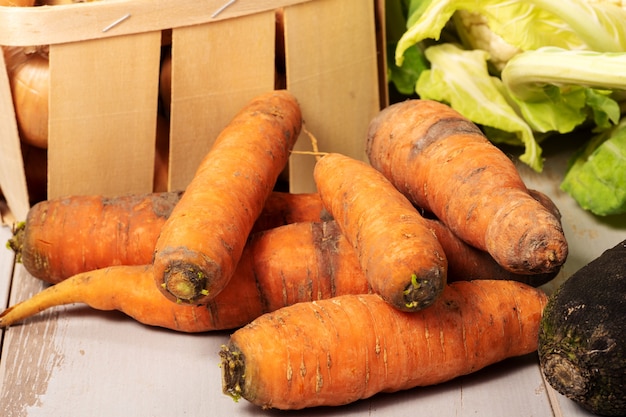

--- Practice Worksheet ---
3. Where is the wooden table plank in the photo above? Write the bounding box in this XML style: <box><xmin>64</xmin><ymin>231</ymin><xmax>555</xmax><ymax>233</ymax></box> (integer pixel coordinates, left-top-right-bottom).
<box><xmin>0</xmin><ymin>226</ymin><xmax>15</xmax><ymax>310</ymax></box>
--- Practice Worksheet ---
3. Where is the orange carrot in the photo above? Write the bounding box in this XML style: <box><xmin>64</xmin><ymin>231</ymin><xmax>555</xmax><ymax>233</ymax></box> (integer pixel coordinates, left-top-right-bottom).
<box><xmin>528</xmin><ymin>188</ymin><xmax>562</xmax><ymax>221</ymax></box>
<box><xmin>366</xmin><ymin>99</ymin><xmax>568</xmax><ymax>275</ymax></box>
<box><xmin>431</xmin><ymin>187</ymin><xmax>561</xmax><ymax>287</ymax></box>
<box><xmin>8</xmin><ymin>191</ymin><xmax>182</xmax><ymax>284</ymax></box>
<box><xmin>0</xmin><ymin>221</ymin><xmax>369</xmax><ymax>332</ymax></box>
<box><xmin>313</xmin><ymin>152</ymin><xmax>447</xmax><ymax>312</ymax></box>
<box><xmin>254</xmin><ymin>192</ymin><xmax>331</xmax><ymax>233</ymax></box>
<box><xmin>428</xmin><ymin>218</ymin><xmax>558</xmax><ymax>287</ymax></box>
<box><xmin>8</xmin><ymin>191</ymin><xmax>327</xmax><ymax>284</ymax></box>
<box><xmin>153</xmin><ymin>90</ymin><xmax>302</xmax><ymax>304</ymax></box>
<box><xmin>2</xmin><ymin>45</ymin><xmax>49</xmax><ymax>149</ymax></box>
<box><xmin>220</xmin><ymin>280</ymin><xmax>548</xmax><ymax>410</ymax></box>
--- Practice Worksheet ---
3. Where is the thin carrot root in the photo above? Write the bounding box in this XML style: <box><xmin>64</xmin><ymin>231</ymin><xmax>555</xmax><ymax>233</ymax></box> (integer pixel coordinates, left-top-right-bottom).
<box><xmin>0</xmin><ymin>221</ymin><xmax>369</xmax><ymax>332</ymax></box>
<box><xmin>313</xmin><ymin>153</ymin><xmax>447</xmax><ymax>312</ymax></box>
<box><xmin>366</xmin><ymin>99</ymin><xmax>568</xmax><ymax>275</ymax></box>
<box><xmin>220</xmin><ymin>280</ymin><xmax>549</xmax><ymax>410</ymax></box>
<box><xmin>153</xmin><ymin>90</ymin><xmax>302</xmax><ymax>304</ymax></box>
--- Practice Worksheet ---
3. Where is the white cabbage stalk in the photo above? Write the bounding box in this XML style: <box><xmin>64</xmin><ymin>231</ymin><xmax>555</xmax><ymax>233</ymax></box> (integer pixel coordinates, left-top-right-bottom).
<box><xmin>453</xmin><ymin>10</ymin><xmax>521</xmax><ymax>72</ymax></box>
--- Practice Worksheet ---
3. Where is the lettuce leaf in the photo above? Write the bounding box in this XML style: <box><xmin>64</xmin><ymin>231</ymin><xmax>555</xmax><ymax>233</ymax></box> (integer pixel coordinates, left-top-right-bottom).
<box><xmin>387</xmin><ymin>42</ymin><xmax>429</xmax><ymax>96</ymax></box>
<box><xmin>397</xmin><ymin>0</ymin><xmax>626</xmax><ymax>66</ymax></box>
<box><xmin>561</xmin><ymin>119</ymin><xmax>626</xmax><ymax>216</ymax></box>
<box><xmin>501</xmin><ymin>47</ymin><xmax>623</xmax><ymax>133</ymax></box>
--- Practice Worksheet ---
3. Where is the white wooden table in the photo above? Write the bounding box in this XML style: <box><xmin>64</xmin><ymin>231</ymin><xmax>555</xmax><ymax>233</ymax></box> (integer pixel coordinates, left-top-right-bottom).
<box><xmin>1</xmin><ymin>137</ymin><xmax>623</xmax><ymax>417</ymax></box>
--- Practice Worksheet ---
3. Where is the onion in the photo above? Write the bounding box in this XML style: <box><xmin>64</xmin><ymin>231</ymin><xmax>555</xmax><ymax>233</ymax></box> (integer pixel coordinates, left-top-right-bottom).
<box><xmin>41</xmin><ymin>1</ymin><xmax>90</xmax><ymax>4</ymax></box>
<box><xmin>3</xmin><ymin>46</ymin><xmax>49</xmax><ymax>149</ymax></box>
<box><xmin>153</xmin><ymin>114</ymin><xmax>170</xmax><ymax>193</ymax></box>
<box><xmin>159</xmin><ymin>52</ymin><xmax>172</xmax><ymax>117</ymax></box>
<box><xmin>0</xmin><ymin>0</ymin><xmax>36</xmax><ymax>5</ymax></box>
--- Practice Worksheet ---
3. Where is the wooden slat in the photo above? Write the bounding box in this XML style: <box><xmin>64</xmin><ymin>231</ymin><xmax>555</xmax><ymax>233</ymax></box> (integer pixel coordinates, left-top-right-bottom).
<box><xmin>374</xmin><ymin>0</ymin><xmax>388</xmax><ymax>107</ymax></box>
<box><xmin>0</xmin><ymin>226</ymin><xmax>14</xmax><ymax>311</ymax></box>
<box><xmin>0</xmin><ymin>265</ymin><xmax>55</xmax><ymax>416</ymax></box>
<box><xmin>284</xmin><ymin>0</ymin><xmax>381</xmax><ymax>192</ymax></box>
<box><xmin>47</xmin><ymin>31</ymin><xmax>161</xmax><ymax>199</ymax></box>
<box><xmin>167</xmin><ymin>11</ymin><xmax>276</xmax><ymax>191</ymax></box>
<box><xmin>0</xmin><ymin>51</ymin><xmax>29</xmax><ymax>221</ymax></box>
<box><xmin>0</xmin><ymin>0</ymin><xmax>317</xmax><ymax>47</ymax></box>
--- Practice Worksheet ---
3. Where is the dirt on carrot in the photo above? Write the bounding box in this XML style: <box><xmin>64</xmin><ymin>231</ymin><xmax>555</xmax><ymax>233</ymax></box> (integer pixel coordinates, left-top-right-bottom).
<box><xmin>220</xmin><ymin>279</ymin><xmax>548</xmax><ymax>410</ymax></box>
<box><xmin>313</xmin><ymin>152</ymin><xmax>447</xmax><ymax>312</ymax></box>
<box><xmin>366</xmin><ymin>99</ymin><xmax>568</xmax><ymax>275</ymax></box>
<box><xmin>7</xmin><ymin>190</ymin><xmax>328</xmax><ymax>284</ymax></box>
<box><xmin>153</xmin><ymin>90</ymin><xmax>302</xmax><ymax>305</ymax></box>
<box><xmin>0</xmin><ymin>221</ymin><xmax>369</xmax><ymax>332</ymax></box>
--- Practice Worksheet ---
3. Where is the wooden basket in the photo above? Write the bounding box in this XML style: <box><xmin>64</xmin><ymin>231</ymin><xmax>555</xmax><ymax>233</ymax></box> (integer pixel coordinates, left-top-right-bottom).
<box><xmin>0</xmin><ymin>0</ymin><xmax>384</xmax><ymax>221</ymax></box>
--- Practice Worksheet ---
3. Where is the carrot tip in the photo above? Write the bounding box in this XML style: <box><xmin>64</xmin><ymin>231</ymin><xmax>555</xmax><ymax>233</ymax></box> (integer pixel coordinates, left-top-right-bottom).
<box><xmin>219</xmin><ymin>344</ymin><xmax>245</xmax><ymax>402</ymax></box>
<box><xmin>0</xmin><ymin>306</ymin><xmax>15</xmax><ymax>327</ymax></box>
<box><xmin>401</xmin><ymin>272</ymin><xmax>445</xmax><ymax>312</ymax></box>
<box><xmin>163</xmin><ymin>264</ymin><xmax>209</xmax><ymax>304</ymax></box>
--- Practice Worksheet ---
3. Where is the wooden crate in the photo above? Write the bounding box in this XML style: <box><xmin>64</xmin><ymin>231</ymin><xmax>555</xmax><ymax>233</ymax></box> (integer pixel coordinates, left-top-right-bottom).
<box><xmin>0</xmin><ymin>0</ymin><xmax>383</xmax><ymax>221</ymax></box>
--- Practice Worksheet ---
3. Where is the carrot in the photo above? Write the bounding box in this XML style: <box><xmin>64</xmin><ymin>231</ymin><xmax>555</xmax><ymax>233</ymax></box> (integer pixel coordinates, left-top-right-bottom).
<box><xmin>153</xmin><ymin>90</ymin><xmax>302</xmax><ymax>304</ymax></box>
<box><xmin>313</xmin><ymin>152</ymin><xmax>447</xmax><ymax>312</ymax></box>
<box><xmin>254</xmin><ymin>191</ymin><xmax>331</xmax><ymax>233</ymax></box>
<box><xmin>427</xmin><ymin>218</ymin><xmax>558</xmax><ymax>287</ymax></box>
<box><xmin>0</xmin><ymin>221</ymin><xmax>370</xmax><ymax>332</ymax></box>
<box><xmin>528</xmin><ymin>188</ymin><xmax>562</xmax><ymax>221</ymax></box>
<box><xmin>432</xmin><ymin>187</ymin><xmax>561</xmax><ymax>287</ymax></box>
<box><xmin>366</xmin><ymin>99</ymin><xmax>568</xmax><ymax>275</ymax></box>
<box><xmin>8</xmin><ymin>191</ymin><xmax>182</xmax><ymax>284</ymax></box>
<box><xmin>219</xmin><ymin>280</ymin><xmax>548</xmax><ymax>410</ymax></box>
<box><xmin>7</xmin><ymin>191</ymin><xmax>327</xmax><ymax>284</ymax></box>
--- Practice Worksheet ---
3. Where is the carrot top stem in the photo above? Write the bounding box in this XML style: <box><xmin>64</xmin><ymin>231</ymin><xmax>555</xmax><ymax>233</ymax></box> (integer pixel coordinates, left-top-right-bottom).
<box><xmin>162</xmin><ymin>267</ymin><xmax>208</xmax><ymax>302</ymax></box>
<box><xmin>6</xmin><ymin>221</ymin><xmax>25</xmax><ymax>263</ymax></box>
<box><xmin>220</xmin><ymin>344</ymin><xmax>246</xmax><ymax>402</ymax></box>
<box><xmin>158</xmin><ymin>248</ymin><xmax>220</xmax><ymax>302</ymax></box>
<box><xmin>403</xmin><ymin>272</ymin><xmax>442</xmax><ymax>310</ymax></box>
